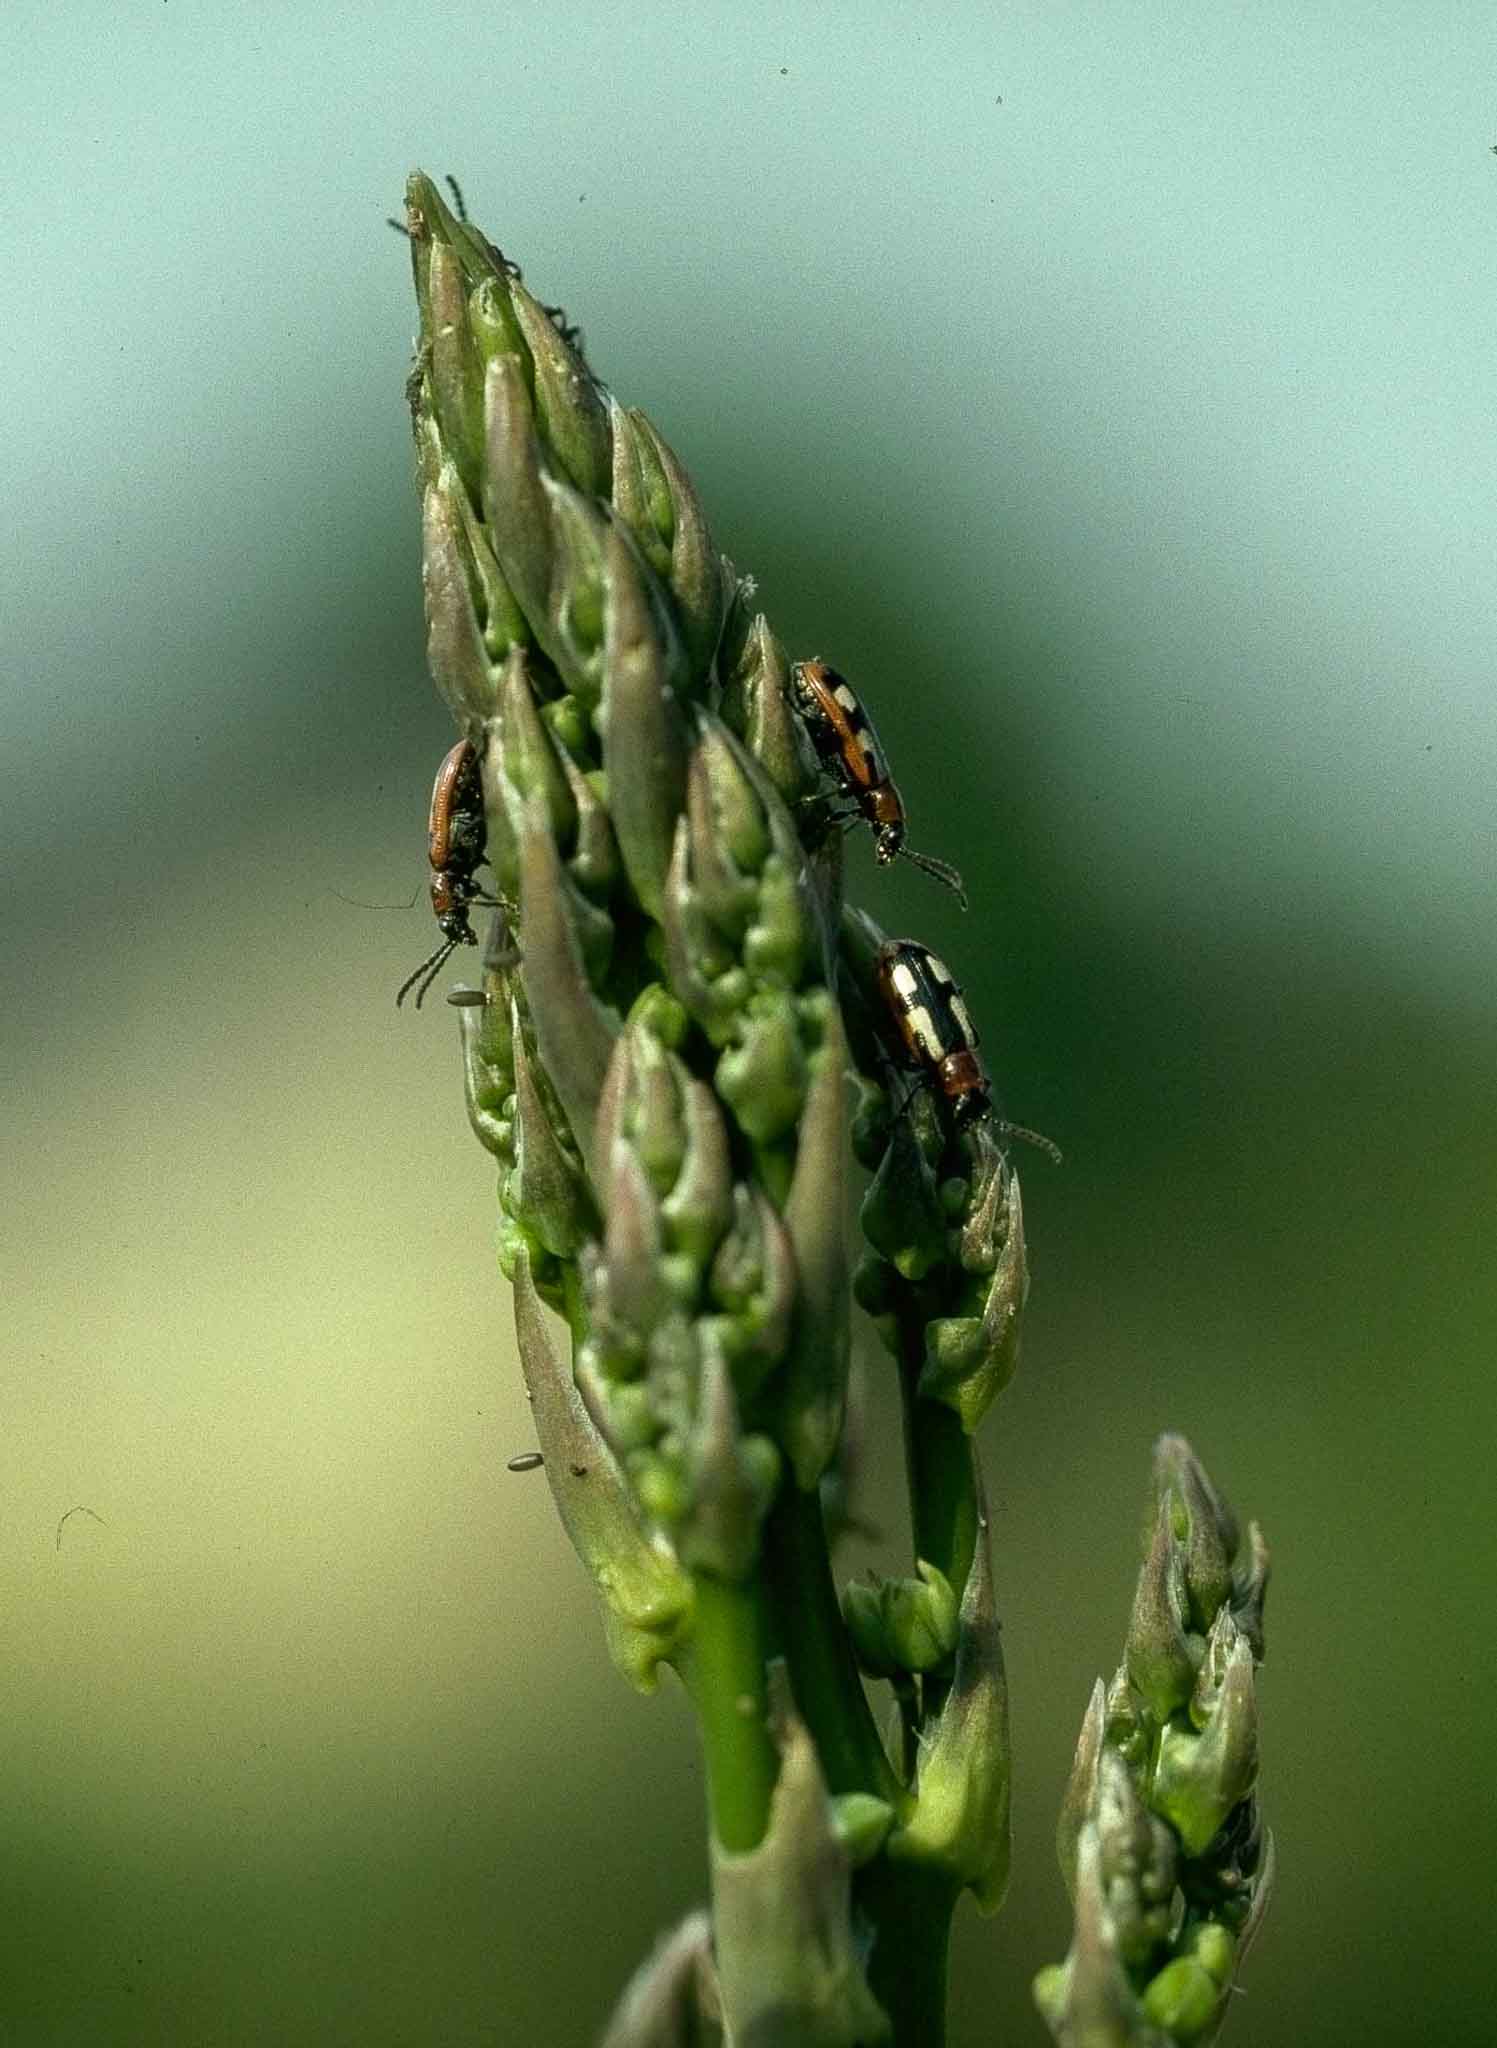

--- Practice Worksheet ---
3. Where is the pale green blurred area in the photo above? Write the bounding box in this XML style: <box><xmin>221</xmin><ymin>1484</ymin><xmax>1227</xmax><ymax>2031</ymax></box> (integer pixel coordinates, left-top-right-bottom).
<box><xmin>3</xmin><ymin>3</ymin><xmax>1494</xmax><ymax>2042</ymax></box>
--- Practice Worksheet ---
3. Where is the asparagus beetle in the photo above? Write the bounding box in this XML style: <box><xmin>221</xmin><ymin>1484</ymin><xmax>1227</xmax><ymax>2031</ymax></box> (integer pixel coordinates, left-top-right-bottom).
<box><xmin>395</xmin><ymin>739</ymin><xmax>490</xmax><ymax>1009</ymax></box>
<box><xmin>792</xmin><ymin>660</ymin><xmax>966</xmax><ymax>905</ymax></box>
<box><xmin>874</xmin><ymin>938</ymin><xmax>1062</xmax><ymax>1159</ymax></box>
<box><xmin>874</xmin><ymin>938</ymin><xmax>989</xmax><ymax>1126</ymax></box>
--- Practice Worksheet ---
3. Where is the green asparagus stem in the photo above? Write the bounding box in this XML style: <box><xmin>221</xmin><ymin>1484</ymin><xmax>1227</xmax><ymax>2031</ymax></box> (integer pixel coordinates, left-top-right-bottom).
<box><xmin>394</xmin><ymin>171</ymin><xmax>1275</xmax><ymax>2048</ymax></box>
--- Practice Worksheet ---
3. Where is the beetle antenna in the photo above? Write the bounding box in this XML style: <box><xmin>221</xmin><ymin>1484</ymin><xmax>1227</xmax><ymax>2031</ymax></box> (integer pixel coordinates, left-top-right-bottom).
<box><xmin>412</xmin><ymin>947</ymin><xmax>457</xmax><ymax>1009</ymax></box>
<box><xmin>395</xmin><ymin>938</ymin><xmax>457</xmax><ymax>1010</ymax></box>
<box><xmin>386</xmin><ymin>216</ymin><xmax>410</xmax><ymax>239</ymax></box>
<box><xmin>997</xmin><ymin>1120</ymin><xmax>1064</xmax><ymax>1166</ymax></box>
<box><xmin>898</xmin><ymin>844</ymin><xmax>968</xmax><ymax>909</ymax></box>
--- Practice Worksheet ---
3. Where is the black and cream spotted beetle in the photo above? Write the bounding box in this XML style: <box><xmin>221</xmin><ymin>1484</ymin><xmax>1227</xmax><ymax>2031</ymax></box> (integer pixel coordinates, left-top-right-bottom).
<box><xmin>874</xmin><ymin>938</ymin><xmax>1063</xmax><ymax>1159</ymax></box>
<box><xmin>875</xmin><ymin>938</ymin><xmax>990</xmax><ymax>1126</ymax></box>
<box><xmin>396</xmin><ymin>738</ymin><xmax>491</xmax><ymax>1009</ymax></box>
<box><xmin>791</xmin><ymin>659</ymin><xmax>967</xmax><ymax>906</ymax></box>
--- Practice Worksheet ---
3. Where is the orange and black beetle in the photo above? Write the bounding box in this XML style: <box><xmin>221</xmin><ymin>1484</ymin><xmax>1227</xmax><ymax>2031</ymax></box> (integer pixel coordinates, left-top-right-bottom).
<box><xmin>791</xmin><ymin>660</ymin><xmax>966</xmax><ymax>904</ymax></box>
<box><xmin>396</xmin><ymin>739</ymin><xmax>491</xmax><ymax>1009</ymax></box>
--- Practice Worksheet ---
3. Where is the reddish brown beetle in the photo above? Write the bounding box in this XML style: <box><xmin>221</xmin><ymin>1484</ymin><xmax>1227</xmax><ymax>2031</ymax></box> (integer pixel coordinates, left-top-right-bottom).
<box><xmin>792</xmin><ymin>660</ymin><xmax>966</xmax><ymax>905</ymax></box>
<box><xmin>395</xmin><ymin>739</ymin><xmax>491</xmax><ymax>1009</ymax></box>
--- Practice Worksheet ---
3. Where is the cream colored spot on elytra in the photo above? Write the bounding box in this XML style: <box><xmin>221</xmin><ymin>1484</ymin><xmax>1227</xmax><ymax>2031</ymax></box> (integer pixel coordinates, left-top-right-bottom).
<box><xmin>906</xmin><ymin>1004</ymin><xmax>944</xmax><ymax>1061</ymax></box>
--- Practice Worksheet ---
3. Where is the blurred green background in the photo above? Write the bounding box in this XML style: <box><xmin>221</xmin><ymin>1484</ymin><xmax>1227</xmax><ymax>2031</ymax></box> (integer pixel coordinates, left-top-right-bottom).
<box><xmin>4</xmin><ymin>3</ymin><xmax>1493</xmax><ymax>2042</ymax></box>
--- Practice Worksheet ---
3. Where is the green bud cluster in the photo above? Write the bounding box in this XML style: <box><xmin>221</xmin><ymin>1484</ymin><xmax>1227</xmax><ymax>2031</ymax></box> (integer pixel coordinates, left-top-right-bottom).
<box><xmin>399</xmin><ymin>170</ymin><xmax>854</xmax><ymax>1607</ymax></box>
<box><xmin>843</xmin><ymin>1559</ymin><xmax>959</xmax><ymax>1677</ymax></box>
<box><xmin>1035</xmin><ymin>1438</ymin><xmax>1273</xmax><ymax>2047</ymax></box>
<box><xmin>886</xmin><ymin>1495</ymin><xmax>1014</xmax><ymax>1913</ymax></box>
<box><xmin>401</xmin><ymin>169</ymin><xmax>1000</xmax><ymax>1637</ymax></box>
<box><xmin>405</xmin><ymin>175</ymin><xmax>734</xmax><ymax>725</ymax></box>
